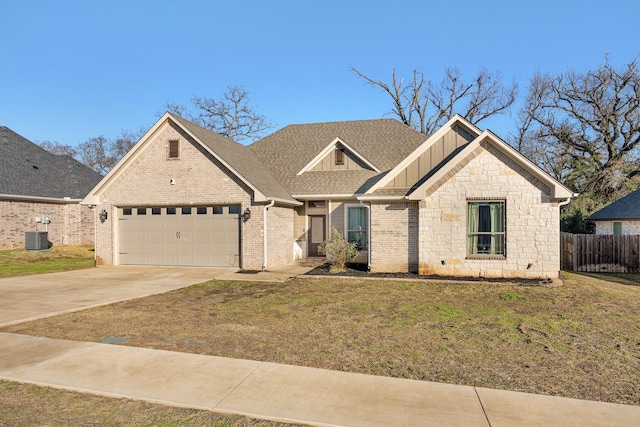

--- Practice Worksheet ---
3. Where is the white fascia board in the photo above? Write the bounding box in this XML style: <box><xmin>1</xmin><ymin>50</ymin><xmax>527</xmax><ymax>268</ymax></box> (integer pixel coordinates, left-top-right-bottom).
<box><xmin>357</xmin><ymin>195</ymin><xmax>407</xmax><ymax>201</ymax></box>
<box><xmin>296</xmin><ymin>137</ymin><xmax>380</xmax><ymax>175</ymax></box>
<box><xmin>0</xmin><ymin>194</ymin><xmax>83</xmax><ymax>204</ymax></box>
<box><xmin>267</xmin><ymin>197</ymin><xmax>303</xmax><ymax>206</ymax></box>
<box><xmin>292</xmin><ymin>194</ymin><xmax>363</xmax><ymax>200</ymax></box>
<box><xmin>366</xmin><ymin>115</ymin><xmax>480</xmax><ymax>194</ymax></box>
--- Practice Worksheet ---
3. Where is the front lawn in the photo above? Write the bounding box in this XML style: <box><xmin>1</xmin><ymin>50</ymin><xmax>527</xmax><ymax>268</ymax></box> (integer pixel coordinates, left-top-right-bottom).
<box><xmin>3</xmin><ymin>271</ymin><xmax>639</xmax><ymax>405</ymax></box>
<box><xmin>0</xmin><ymin>245</ymin><xmax>95</xmax><ymax>278</ymax></box>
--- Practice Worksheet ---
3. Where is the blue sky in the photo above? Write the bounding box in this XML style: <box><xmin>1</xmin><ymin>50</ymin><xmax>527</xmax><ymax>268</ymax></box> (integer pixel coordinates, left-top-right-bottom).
<box><xmin>2</xmin><ymin>0</ymin><xmax>638</xmax><ymax>147</ymax></box>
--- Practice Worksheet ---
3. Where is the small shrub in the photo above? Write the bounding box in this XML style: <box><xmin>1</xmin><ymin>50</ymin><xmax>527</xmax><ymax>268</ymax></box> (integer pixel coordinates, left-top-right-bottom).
<box><xmin>319</xmin><ymin>228</ymin><xmax>359</xmax><ymax>273</ymax></box>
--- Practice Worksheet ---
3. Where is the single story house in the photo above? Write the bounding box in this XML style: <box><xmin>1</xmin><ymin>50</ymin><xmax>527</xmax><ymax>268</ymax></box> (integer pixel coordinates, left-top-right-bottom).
<box><xmin>0</xmin><ymin>126</ymin><xmax>102</xmax><ymax>250</ymax></box>
<box><xmin>588</xmin><ymin>189</ymin><xmax>640</xmax><ymax>235</ymax></box>
<box><xmin>82</xmin><ymin>113</ymin><xmax>574</xmax><ymax>279</ymax></box>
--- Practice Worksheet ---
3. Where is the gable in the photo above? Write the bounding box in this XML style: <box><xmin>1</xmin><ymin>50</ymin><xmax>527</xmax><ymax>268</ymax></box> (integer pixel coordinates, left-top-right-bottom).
<box><xmin>250</xmin><ymin>119</ymin><xmax>426</xmax><ymax>196</ymax></box>
<box><xmin>406</xmin><ymin>132</ymin><xmax>574</xmax><ymax>201</ymax></box>
<box><xmin>101</xmin><ymin>122</ymin><xmax>254</xmax><ymax>205</ymax></box>
<box><xmin>299</xmin><ymin>137</ymin><xmax>380</xmax><ymax>175</ymax></box>
<box><xmin>83</xmin><ymin>113</ymin><xmax>298</xmax><ymax>206</ymax></box>
<box><xmin>381</xmin><ymin>123</ymin><xmax>475</xmax><ymax>190</ymax></box>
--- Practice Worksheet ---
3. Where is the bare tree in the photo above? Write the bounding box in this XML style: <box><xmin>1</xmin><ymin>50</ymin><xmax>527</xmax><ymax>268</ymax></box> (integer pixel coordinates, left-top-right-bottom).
<box><xmin>38</xmin><ymin>140</ymin><xmax>78</xmax><ymax>158</ymax></box>
<box><xmin>165</xmin><ymin>86</ymin><xmax>273</xmax><ymax>142</ymax></box>
<box><xmin>518</xmin><ymin>57</ymin><xmax>640</xmax><ymax>204</ymax></box>
<box><xmin>352</xmin><ymin>66</ymin><xmax>517</xmax><ymax>135</ymax></box>
<box><xmin>78</xmin><ymin>129</ymin><xmax>143</xmax><ymax>175</ymax></box>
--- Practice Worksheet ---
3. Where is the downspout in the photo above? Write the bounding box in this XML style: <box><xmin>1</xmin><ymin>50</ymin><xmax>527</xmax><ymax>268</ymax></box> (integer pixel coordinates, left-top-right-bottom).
<box><xmin>359</xmin><ymin>200</ymin><xmax>371</xmax><ymax>271</ymax></box>
<box><xmin>262</xmin><ymin>200</ymin><xmax>275</xmax><ymax>269</ymax></box>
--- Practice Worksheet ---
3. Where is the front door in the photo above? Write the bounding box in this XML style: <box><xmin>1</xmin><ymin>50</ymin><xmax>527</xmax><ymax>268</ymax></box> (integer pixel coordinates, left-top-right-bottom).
<box><xmin>308</xmin><ymin>215</ymin><xmax>326</xmax><ymax>257</ymax></box>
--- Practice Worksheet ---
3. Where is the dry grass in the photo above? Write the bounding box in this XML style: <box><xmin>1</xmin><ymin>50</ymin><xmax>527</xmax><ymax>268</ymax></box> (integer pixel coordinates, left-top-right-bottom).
<box><xmin>0</xmin><ymin>245</ymin><xmax>95</xmax><ymax>278</ymax></box>
<box><xmin>4</xmin><ymin>271</ymin><xmax>639</xmax><ymax>406</ymax></box>
<box><xmin>0</xmin><ymin>380</ymin><xmax>297</xmax><ymax>427</ymax></box>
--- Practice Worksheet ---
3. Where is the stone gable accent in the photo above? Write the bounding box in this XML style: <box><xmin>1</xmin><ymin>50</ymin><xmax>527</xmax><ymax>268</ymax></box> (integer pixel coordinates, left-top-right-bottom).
<box><xmin>418</xmin><ymin>142</ymin><xmax>559</xmax><ymax>279</ymax></box>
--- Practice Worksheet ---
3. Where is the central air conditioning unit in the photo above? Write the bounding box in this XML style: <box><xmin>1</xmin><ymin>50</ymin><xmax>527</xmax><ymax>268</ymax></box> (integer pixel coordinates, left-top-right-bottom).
<box><xmin>25</xmin><ymin>231</ymin><xmax>49</xmax><ymax>250</ymax></box>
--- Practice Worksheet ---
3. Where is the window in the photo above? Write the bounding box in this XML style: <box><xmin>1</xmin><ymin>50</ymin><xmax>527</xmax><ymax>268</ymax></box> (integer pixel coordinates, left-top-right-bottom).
<box><xmin>212</xmin><ymin>206</ymin><xmax>223</xmax><ymax>215</ymax></box>
<box><xmin>347</xmin><ymin>206</ymin><xmax>368</xmax><ymax>250</ymax></box>
<box><xmin>151</xmin><ymin>207</ymin><xmax>161</xmax><ymax>215</ymax></box>
<box><xmin>467</xmin><ymin>201</ymin><xmax>505</xmax><ymax>256</ymax></box>
<box><xmin>137</xmin><ymin>208</ymin><xmax>146</xmax><ymax>215</ymax></box>
<box><xmin>182</xmin><ymin>207</ymin><xmax>192</xmax><ymax>215</ymax></box>
<box><xmin>335</xmin><ymin>148</ymin><xmax>344</xmax><ymax>166</ymax></box>
<box><xmin>166</xmin><ymin>207</ymin><xmax>176</xmax><ymax>215</ymax></box>
<box><xmin>168</xmin><ymin>139</ymin><xmax>179</xmax><ymax>159</ymax></box>
<box><xmin>613</xmin><ymin>221</ymin><xmax>622</xmax><ymax>235</ymax></box>
<box><xmin>308</xmin><ymin>200</ymin><xmax>325</xmax><ymax>208</ymax></box>
<box><xmin>197</xmin><ymin>207</ymin><xmax>207</xmax><ymax>214</ymax></box>
<box><xmin>228</xmin><ymin>205</ymin><xmax>240</xmax><ymax>214</ymax></box>
<box><xmin>122</xmin><ymin>208</ymin><xmax>132</xmax><ymax>216</ymax></box>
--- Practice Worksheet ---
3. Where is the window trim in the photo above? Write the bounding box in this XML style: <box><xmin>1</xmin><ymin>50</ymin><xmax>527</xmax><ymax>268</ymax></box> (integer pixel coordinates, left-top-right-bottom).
<box><xmin>344</xmin><ymin>203</ymin><xmax>368</xmax><ymax>250</ymax></box>
<box><xmin>466</xmin><ymin>199</ymin><xmax>506</xmax><ymax>259</ymax></box>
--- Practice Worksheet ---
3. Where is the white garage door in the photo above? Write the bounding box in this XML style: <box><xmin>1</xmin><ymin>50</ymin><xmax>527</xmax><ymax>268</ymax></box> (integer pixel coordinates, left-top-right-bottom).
<box><xmin>118</xmin><ymin>206</ymin><xmax>240</xmax><ymax>267</ymax></box>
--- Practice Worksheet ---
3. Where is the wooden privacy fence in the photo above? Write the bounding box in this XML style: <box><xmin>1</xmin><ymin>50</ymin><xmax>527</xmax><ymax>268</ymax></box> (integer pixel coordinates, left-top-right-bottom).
<box><xmin>561</xmin><ymin>232</ymin><xmax>640</xmax><ymax>273</ymax></box>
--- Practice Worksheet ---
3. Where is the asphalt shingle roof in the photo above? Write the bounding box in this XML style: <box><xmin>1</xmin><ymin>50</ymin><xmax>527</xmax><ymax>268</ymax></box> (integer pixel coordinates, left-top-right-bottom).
<box><xmin>588</xmin><ymin>189</ymin><xmax>640</xmax><ymax>220</ymax></box>
<box><xmin>170</xmin><ymin>114</ymin><xmax>295</xmax><ymax>202</ymax></box>
<box><xmin>249</xmin><ymin>119</ymin><xmax>427</xmax><ymax>195</ymax></box>
<box><xmin>0</xmin><ymin>126</ymin><xmax>102</xmax><ymax>199</ymax></box>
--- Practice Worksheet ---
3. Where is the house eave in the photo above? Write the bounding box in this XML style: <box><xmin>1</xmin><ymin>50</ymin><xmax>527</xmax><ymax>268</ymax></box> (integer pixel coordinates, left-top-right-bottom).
<box><xmin>292</xmin><ymin>194</ymin><xmax>363</xmax><ymax>200</ymax></box>
<box><xmin>0</xmin><ymin>193</ymin><xmax>83</xmax><ymax>204</ymax></box>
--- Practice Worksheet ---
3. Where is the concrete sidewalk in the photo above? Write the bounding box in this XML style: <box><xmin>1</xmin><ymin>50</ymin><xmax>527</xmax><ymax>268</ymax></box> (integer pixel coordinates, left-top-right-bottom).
<box><xmin>0</xmin><ymin>333</ymin><xmax>637</xmax><ymax>427</ymax></box>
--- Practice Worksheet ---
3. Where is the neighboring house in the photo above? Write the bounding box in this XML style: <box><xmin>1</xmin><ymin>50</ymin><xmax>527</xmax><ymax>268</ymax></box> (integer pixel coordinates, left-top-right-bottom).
<box><xmin>588</xmin><ymin>189</ymin><xmax>640</xmax><ymax>235</ymax></box>
<box><xmin>0</xmin><ymin>126</ymin><xmax>102</xmax><ymax>249</ymax></box>
<box><xmin>82</xmin><ymin>113</ymin><xmax>573</xmax><ymax>279</ymax></box>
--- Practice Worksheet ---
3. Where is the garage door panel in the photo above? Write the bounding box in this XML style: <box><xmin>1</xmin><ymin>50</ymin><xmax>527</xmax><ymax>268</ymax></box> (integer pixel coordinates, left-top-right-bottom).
<box><xmin>118</xmin><ymin>206</ymin><xmax>240</xmax><ymax>267</ymax></box>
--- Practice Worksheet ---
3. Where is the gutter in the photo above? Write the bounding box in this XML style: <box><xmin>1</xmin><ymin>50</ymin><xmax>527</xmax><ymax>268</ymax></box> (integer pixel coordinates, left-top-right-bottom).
<box><xmin>262</xmin><ymin>200</ymin><xmax>275</xmax><ymax>269</ymax></box>
<box><xmin>0</xmin><ymin>194</ymin><xmax>83</xmax><ymax>204</ymax></box>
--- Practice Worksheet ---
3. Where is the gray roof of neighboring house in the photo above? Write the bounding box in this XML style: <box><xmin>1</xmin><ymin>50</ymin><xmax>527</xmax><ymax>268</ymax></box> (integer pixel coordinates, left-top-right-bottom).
<box><xmin>170</xmin><ymin>114</ymin><xmax>295</xmax><ymax>202</ymax></box>
<box><xmin>0</xmin><ymin>126</ymin><xmax>102</xmax><ymax>199</ymax></box>
<box><xmin>249</xmin><ymin>119</ymin><xmax>427</xmax><ymax>195</ymax></box>
<box><xmin>588</xmin><ymin>189</ymin><xmax>640</xmax><ymax>220</ymax></box>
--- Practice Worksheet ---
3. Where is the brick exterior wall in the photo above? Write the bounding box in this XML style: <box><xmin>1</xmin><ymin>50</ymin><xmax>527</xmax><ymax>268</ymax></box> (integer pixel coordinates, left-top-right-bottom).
<box><xmin>0</xmin><ymin>199</ymin><xmax>94</xmax><ymax>250</ymax></box>
<box><xmin>93</xmin><ymin>122</ymin><xmax>280</xmax><ymax>269</ymax></box>
<box><xmin>370</xmin><ymin>202</ymin><xmax>419</xmax><ymax>273</ymax></box>
<box><xmin>265</xmin><ymin>204</ymin><xmax>294</xmax><ymax>268</ymax></box>
<box><xmin>594</xmin><ymin>220</ymin><xmax>640</xmax><ymax>235</ymax></box>
<box><xmin>417</xmin><ymin>142</ymin><xmax>561</xmax><ymax>279</ymax></box>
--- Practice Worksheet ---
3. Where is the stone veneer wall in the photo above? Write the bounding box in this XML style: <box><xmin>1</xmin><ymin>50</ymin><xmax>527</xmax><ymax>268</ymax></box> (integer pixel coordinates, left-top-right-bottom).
<box><xmin>370</xmin><ymin>202</ymin><xmax>419</xmax><ymax>273</ymax></box>
<box><xmin>94</xmin><ymin>122</ymin><xmax>268</xmax><ymax>269</ymax></box>
<box><xmin>594</xmin><ymin>220</ymin><xmax>640</xmax><ymax>235</ymax></box>
<box><xmin>418</xmin><ymin>141</ymin><xmax>561</xmax><ymax>279</ymax></box>
<box><xmin>0</xmin><ymin>199</ymin><xmax>94</xmax><ymax>250</ymax></box>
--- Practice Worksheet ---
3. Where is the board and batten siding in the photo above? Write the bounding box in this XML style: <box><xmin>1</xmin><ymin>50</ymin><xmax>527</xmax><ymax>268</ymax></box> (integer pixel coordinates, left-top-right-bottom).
<box><xmin>383</xmin><ymin>124</ymin><xmax>475</xmax><ymax>190</ymax></box>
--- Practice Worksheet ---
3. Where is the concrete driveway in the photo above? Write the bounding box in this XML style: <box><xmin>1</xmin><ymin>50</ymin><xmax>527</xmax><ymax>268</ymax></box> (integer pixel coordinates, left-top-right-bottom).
<box><xmin>0</xmin><ymin>266</ymin><xmax>234</xmax><ymax>327</ymax></box>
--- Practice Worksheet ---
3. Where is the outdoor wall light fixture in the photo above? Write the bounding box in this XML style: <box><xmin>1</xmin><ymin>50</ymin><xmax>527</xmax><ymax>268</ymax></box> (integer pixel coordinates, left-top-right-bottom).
<box><xmin>441</xmin><ymin>260</ymin><xmax>446</xmax><ymax>265</ymax></box>
<box><xmin>99</xmin><ymin>210</ymin><xmax>108</xmax><ymax>223</ymax></box>
<box><xmin>526</xmin><ymin>263</ymin><xmax>533</xmax><ymax>269</ymax></box>
<box><xmin>241</xmin><ymin>208</ymin><xmax>251</xmax><ymax>222</ymax></box>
